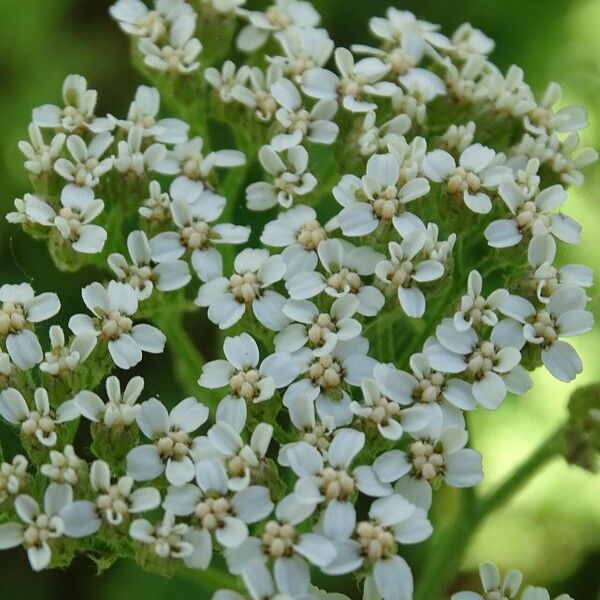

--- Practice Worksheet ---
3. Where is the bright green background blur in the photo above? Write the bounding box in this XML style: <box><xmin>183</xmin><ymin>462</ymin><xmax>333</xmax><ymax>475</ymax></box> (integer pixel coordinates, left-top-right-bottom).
<box><xmin>0</xmin><ymin>0</ymin><xmax>599</xmax><ymax>598</ymax></box>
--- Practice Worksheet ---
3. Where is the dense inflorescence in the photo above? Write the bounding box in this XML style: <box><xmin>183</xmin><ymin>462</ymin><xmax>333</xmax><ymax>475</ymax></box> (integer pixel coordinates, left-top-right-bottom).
<box><xmin>0</xmin><ymin>1</ymin><xmax>596</xmax><ymax>599</ymax></box>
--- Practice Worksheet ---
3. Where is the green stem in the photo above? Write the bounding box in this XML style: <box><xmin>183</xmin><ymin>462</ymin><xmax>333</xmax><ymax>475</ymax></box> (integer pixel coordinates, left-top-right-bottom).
<box><xmin>177</xmin><ymin>565</ymin><xmax>243</xmax><ymax>593</ymax></box>
<box><xmin>152</xmin><ymin>311</ymin><xmax>204</xmax><ymax>401</ymax></box>
<box><xmin>414</xmin><ymin>425</ymin><xmax>563</xmax><ymax>600</ymax></box>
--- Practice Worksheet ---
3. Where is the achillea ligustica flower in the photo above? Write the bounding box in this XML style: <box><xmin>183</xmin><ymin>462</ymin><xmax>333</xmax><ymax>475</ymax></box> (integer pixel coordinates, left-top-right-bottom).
<box><xmin>0</xmin><ymin>1</ymin><xmax>595</xmax><ymax>599</ymax></box>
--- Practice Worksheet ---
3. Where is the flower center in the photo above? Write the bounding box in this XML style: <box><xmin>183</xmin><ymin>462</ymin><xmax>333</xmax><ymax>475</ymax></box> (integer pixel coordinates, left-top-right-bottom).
<box><xmin>515</xmin><ymin>200</ymin><xmax>550</xmax><ymax>233</ymax></box>
<box><xmin>229</xmin><ymin>369</ymin><xmax>262</xmax><ymax>401</ymax></box>
<box><xmin>409</xmin><ymin>440</ymin><xmax>445</xmax><ymax>480</ymax></box>
<box><xmin>21</xmin><ymin>411</ymin><xmax>56</xmax><ymax>441</ymax></box>
<box><xmin>58</xmin><ymin>206</ymin><xmax>85</xmax><ymax>241</ymax></box>
<box><xmin>156</xmin><ymin>429</ymin><xmax>192</xmax><ymax>460</ymax></box>
<box><xmin>23</xmin><ymin>514</ymin><xmax>62</xmax><ymax>547</ymax></box>
<box><xmin>180</xmin><ymin>220</ymin><xmax>215</xmax><ymax>250</ymax></box>
<box><xmin>266</xmin><ymin>6</ymin><xmax>291</xmax><ymax>28</ymax></box>
<box><xmin>182</xmin><ymin>155</ymin><xmax>204</xmax><ymax>180</ymax></box>
<box><xmin>136</xmin><ymin>11</ymin><xmax>168</xmax><ymax>41</ymax></box>
<box><xmin>339</xmin><ymin>75</ymin><xmax>367</xmax><ymax>98</ymax></box>
<box><xmin>466</xmin><ymin>341</ymin><xmax>496</xmax><ymax>379</ymax></box>
<box><xmin>309</xmin><ymin>355</ymin><xmax>343</xmax><ymax>390</ymax></box>
<box><xmin>373</xmin><ymin>188</ymin><xmax>401</xmax><ymax>221</ymax></box>
<box><xmin>297</xmin><ymin>219</ymin><xmax>327</xmax><ymax>250</ymax></box>
<box><xmin>96</xmin><ymin>484</ymin><xmax>131</xmax><ymax>525</ymax></box>
<box><xmin>447</xmin><ymin>166</ymin><xmax>481</xmax><ymax>194</ymax></box>
<box><xmin>530</xmin><ymin>310</ymin><xmax>558</xmax><ymax>346</ymax></box>
<box><xmin>125</xmin><ymin>264</ymin><xmax>156</xmax><ymax>291</ymax></box>
<box><xmin>368</xmin><ymin>394</ymin><xmax>401</xmax><ymax>425</ymax></box>
<box><xmin>262</xmin><ymin>520</ymin><xmax>297</xmax><ymax>558</ymax></box>
<box><xmin>0</xmin><ymin>302</ymin><xmax>27</xmax><ymax>335</ymax></box>
<box><xmin>388</xmin><ymin>48</ymin><xmax>416</xmax><ymax>75</ymax></box>
<box><xmin>194</xmin><ymin>495</ymin><xmax>232</xmax><ymax>531</ymax></box>
<box><xmin>229</xmin><ymin>272</ymin><xmax>262</xmax><ymax>303</ymax></box>
<box><xmin>388</xmin><ymin>260</ymin><xmax>415</xmax><ymax>289</ymax></box>
<box><xmin>319</xmin><ymin>467</ymin><xmax>355</xmax><ymax>501</ymax></box>
<box><xmin>327</xmin><ymin>268</ymin><xmax>363</xmax><ymax>293</ymax></box>
<box><xmin>464</xmin><ymin>295</ymin><xmax>488</xmax><ymax>326</ymax></box>
<box><xmin>303</xmin><ymin>423</ymin><xmax>333</xmax><ymax>452</ymax></box>
<box><xmin>100</xmin><ymin>311</ymin><xmax>133</xmax><ymax>340</ymax></box>
<box><xmin>414</xmin><ymin>372</ymin><xmax>445</xmax><ymax>403</ymax></box>
<box><xmin>307</xmin><ymin>313</ymin><xmax>337</xmax><ymax>349</ymax></box>
<box><xmin>355</xmin><ymin>521</ymin><xmax>396</xmax><ymax>561</ymax></box>
<box><xmin>73</xmin><ymin>159</ymin><xmax>99</xmax><ymax>186</ymax></box>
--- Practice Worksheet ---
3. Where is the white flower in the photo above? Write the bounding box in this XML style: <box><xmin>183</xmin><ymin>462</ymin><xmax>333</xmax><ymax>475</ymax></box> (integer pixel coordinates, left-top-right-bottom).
<box><xmin>423</xmin><ymin>143</ymin><xmax>512</xmax><ymax>214</ymax></box>
<box><xmin>283</xmin><ymin>337</ymin><xmax>377</xmax><ymax>427</ymax></box>
<box><xmin>334</xmin><ymin>153</ymin><xmax>430</xmax><ymax>236</ymax></box>
<box><xmin>224</xmin><ymin>494</ymin><xmax>336</xmax><ymax>578</ymax></box>
<box><xmin>127</xmin><ymin>396</ymin><xmax>209</xmax><ymax>485</ymax></box>
<box><xmin>275</xmin><ymin>296</ymin><xmax>362</xmax><ymax>356</ymax></box>
<box><xmin>0</xmin><ymin>455</ymin><xmax>30</xmax><ymax>504</ymax></box>
<box><xmin>324</xmin><ymin>494</ymin><xmax>432</xmax><ymax>600</ymax></box>
<box><xmin>260</xmin><ymin>205</ymin><xmax>328</xmax><ymax>275</ymax></box>
<box><xmin>236</xmin><ymin>0</ymin><xmax>320</xmax><ymax>53</ymax></box>
<box><xmin>477</xmin><ymin>65</ymin><xmax>536</xmax><ymax>119</ymax></box>
<box><xmin>214</xmin><ymin>558</ymin><xmax>315</xmax><ymax>600</ymax></box>
<box><xmin>0</xmin><ymin>351</ymin><xmax>16</xmax><ymax>387</ymax></box>
<box><xmin>0</xmin><ymin>387</ymin><xmax>79</xmax><ymax>448</ymax></box>
<box><xmin>453</xmin><ymin>270</ymin><xmax>509</xmax><ymax>331</ymax></box>
<box><xmin>521</xmin><ymin>589</ymin><xmax>574</xmax><ymax>600</ymax></box>
<box><xmin>311</xmin><ymin>239</ymin><xmax>385</xmax><ymax>317</ymax></box>
<box><xmin>392</xmin><ymin>68</ymin><xmax>447</xmax><ymax>126</ymax></box>
<box><xmin>450</xmin><ymin>23</ymin><xmax>495</xmax><ymax>59</ymax></box>
<box><xmin>231</xmin><ymin>64</ymin><xmax>283</xmax><ymax>122</ymax></box>
<box><xmin>302</xmin><ymin>48</ymin><xmax>393</xmax><ymax>113</ymax></box>
<box><xmin>113</xmin><ymin>85</ymin><xmax>189</xmax><ymax>143</ymax></box>
<box><xmin>112</xmin><ymin>125</ymin><xmax>167</xmax><ymax>176</ymax></box>
<box><xmin>149</xmin><ymin>180</ymin><xmax>249</xmax><ymax>277</ymax></box>
<box><xmin>200</xmin><ymin>333</ymin><xmax>299</xmax><ymax>422</ymax></box>
<box><xmin>40</xmin><ymin>445</ymin><xmax>86</xmax><ymax>485</ymax></box>
<box><xmin>0</xmin><ymin>483</ymin><xmax>98</xmax><ymax>571</ymax></box>
<box><xmin>25</xmin><ymin>184</ymin><xmax>107</xmax><ymax>254</ymax></box>
<box><xmin>69</xmin><ymin>281</ymin><xmax>166</xmax><ymax>369</ymax></box>
<box><xmin>451</xmin><ymin>562</ymin><xmax>523</xmax><ymax>600</ymax></box>
<box><xmin>369</xmin><ymin>8</ymin><xmax>452</xmax><ymax>51</ymax></box>
<box><xmin>372</xmin><ymin>423</ymin><xmax>483</xmax><ymax>510</ymax></box>
<box><xmin>155</xmin><ymin>135</ymin><xmax>246</xmax><ymax>184</ymax></box>
<box><xmin>201</xmin><ymin>0</ymin><xmax>246</xmax><ymax>14</ymax></box>
<box><xmin>485</xmin><ymin>181</ymin><xmax>581</xmax><ymax>248</ymax></box>
<box><xmin>109</xmin><ymin>0</ymin><xmax>194</xmax><ymax>40</ymax></box>
<box><xmin>499</xmin><ymin>286</ymin><xmax>594</xmax><ymax>382</ymax></box>
<box><xmin>205</xmin><ymin>61</ymin><xmax>251</xmax><ymax>103</ymax></box>
<box><xmin>286</xmin><ymin>429</ymin><xmax>391</xmax><ymax>512</ymax></box>
<box><xmin>129</xmin><ymin>511</ymin><xmax>211</xmax><ymax>569</ymax></box>
<box><xmin>138</xmin><ymin>13</ymin><xmax>202</xmax><ymax>74</ymax></box>
<box><xmin>426</xmin><ymin>319</ymin><xmax>527</xmax><ymax>409</ymax></box>
<box><xmin>18</xmin><ymin>124</ymin><xmax>65</xmax><ymax>175</ymax></box>
<box><xmin>86</xmin><ymin>459</ymin><xmax>161</xmax><ymax>526</ymax></box>
<box><xmin>109</xmin><ymin>230</ymin><xmax>191</xmax><ymax>300</ymax></box>
<box><xmin>197</xmin><ymin>420</ymin><xmax>273</xmax><ymax>490</ymax></box>
<box><xmin>527</xmin><ymin>234</ymin><xmax>593</xmax><ymax>303</ymax></box>
<box><xmin>39</xmin><ymin>325</ymin><xmax>95</xmax><ymax>376</ymax></box>
<box><xmin>246</xmin><ymin>145</ymin><xmax>317</xmax><ymax>211</ymax></box>
<box><xmin>438</xmin><ymin>121</ymin><xmax>477</xmax><ymax>154</ymax></box>
<box><xmin>270</xmin><ymin>26</ymin><xmax>334</xmax><ymax>82</ymax></box>
<box><xmin>5</xmin><ymin>196</ymin><xmax>30</xmax><ymax>225</ymax></box>
<box><xmin>375</xmin><ymin>234</ymin><xmax>446</xmax><ymax>318</ymax></box>
<box><xmin>195</xmin><ymin>248</ymin><xmax>289</xmax><ymax>331</ymax></box>
<box><xmin>32</xmin><ymin>74</ymin><xmax>112</xmax><ymax>134</ymax></box>
<box><xmin>358</xmin><ymin>111</ymin><xmax>412</xmax><ymax>157</ymax></box>
<box><xmin>349</xmin><ymin>362</ymin><xmax>437</xmax><ymax>442</ymax></box>
<box><xmin>162</xmin><ymin>458</ymin><xmax>273</xmax><ymax>560</ymax></box>
<box><xmin>270</xmin><ymin>77</ymin><xmax>338</xmax><ymax>151</ymax></box>
<box><xmin>139</xmin><ymin>180</ymin><xmax>172</xmax><ymax>222</ymax></box>
<box><xmin>0</xmin><ymin>283</ymin><xmax>60</xmax><ymax>369</ymax></box>
<box><xmin>54</xmin><ymin>132</ymin><xmax>114</xmax><ymax>188</ymax></box>
<box><xmin>524</xmin><ymin>81</ymin><xmax>587</xmax><ymax>135</ymax></box>
<box><xmin>75</xmin><ymin>374</ymin><xmax>144</xmax><ymax>429</ymax></box>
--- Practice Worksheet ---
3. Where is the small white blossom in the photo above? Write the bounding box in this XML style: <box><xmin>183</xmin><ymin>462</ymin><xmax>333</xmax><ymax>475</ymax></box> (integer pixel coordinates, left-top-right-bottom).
<box><xmin>0</xmin><ymin>455</ymin><xmax>30</xmax><ymax>504</ymax></box>
<box><xmin>75</xmin><ymin>374</ymin><xmax>144</xmax><ymax>429</ymax></box>
<box><xmin>40</xmin><ymin>445</ymin><xmax>86</xmax><ymax>485</ymax></box>
<box><xmin>423</xmin><ymin>143</ymin><xmax>512</xmax><ymax>214</ymax></box>
<box><xmin>375</xmin><ymin>233</ymin><xmax>446</xmax><ymax>318</ymax></box>
<box><xmin>54</xmin><ymin>132</ymin><xmax>114</xmax><ymax>188</ymax></box>
<box><xmin>40</xmin><ymin>325</ymin><xmax>96</xmax><ymax>376</ymax></box>
<box><xmin>18</xmin><ymin>124</ymin><xmax>65</xmax><ymax>176</ymax></box>
<box><xmin>358</xmin><ymin>111</ymin><xmax>412</xmax><ymax>157</ymax></box>
<box><xmin>196</xmin><ymin>248</ymin><xmax>289</xmax><ymax>331</ymax></box>
<box><xmin>109</xmin><ymin>230</ymin><xmax>191</xmax><ymax>300</ymax></box>
<box><xmin>236</xmin><ymin>0</ymin><xmax>320</xmax><ymax>53</ymax></box>
<box><xmin>231</xmin><ymin>64</ymin><xmax>283</xmax><ymax>122</ymax></box>
<box><xmin>112</xmin><ymin>125</ymin><xmax>167</xmax><ymax>176</ymax></box>
<box><xmin>113</xmin><ymin>85</ymin><xmax>189</xmax><ymax>143</ymax></box>
<box><xmin>451</xmin><ymin>562</ymin><xmax>524</xmax><ymax>600</ymax></box>
<box><xmin>25</xmin><ymin>184</ymin><xmax>107</xmax><ymax>254</ymax></box>
<box><xmin>139</xmin><ymin>180</ymin><xmax>172</xmax><ymax>222</ymax></box>
<box><xmin>69</xmin><ymin>281</ymin><xmax>166</xmax><ymax>369</ymax></box>
<box><xmin>205</xmin><ymin>61</ymin><xmax>251</xmax><ymax>103</ymax></box>
<box><xmin>0</xmin><ymin>388</ymin><xmax>79</xmax><ymax>448</ymax></box>
<box><xmin>450</xmin><ymin>23</ymin><xmax>495</xmax><ymax>59</ymax></box>
<box><xmin>0</xmin><ymin>283</ymin><xmax>60</xmax><ymax>369</ymax></box>
<box><xmin>246</xmin><ymin>145</ymin><xmax>317</xmax><ymax>211</ymax></box>
<box><xmin>127</xmin><ymin>396</ymin><xmax>209</xmax><ymax>485</ymax></box>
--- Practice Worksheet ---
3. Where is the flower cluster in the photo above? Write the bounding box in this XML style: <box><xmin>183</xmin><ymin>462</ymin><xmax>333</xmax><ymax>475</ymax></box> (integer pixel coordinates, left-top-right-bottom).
<box><xmin>0</xmin><ymin>1</ymin><xmax>594</xmax><ymax>599</ymax></box>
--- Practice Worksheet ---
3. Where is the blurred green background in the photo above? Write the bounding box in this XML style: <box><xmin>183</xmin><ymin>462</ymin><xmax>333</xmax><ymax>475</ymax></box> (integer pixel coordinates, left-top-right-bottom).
<box><xmin>0</xmin><ymin>0</ymin><xmax>599</xmax><ymax>598</ymax></box>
